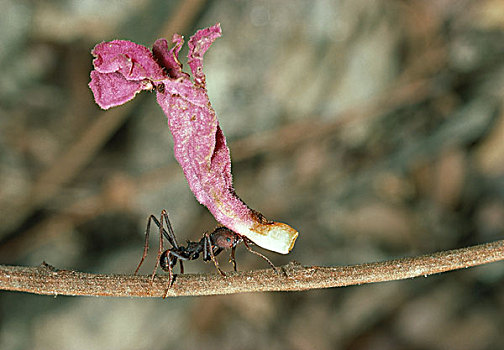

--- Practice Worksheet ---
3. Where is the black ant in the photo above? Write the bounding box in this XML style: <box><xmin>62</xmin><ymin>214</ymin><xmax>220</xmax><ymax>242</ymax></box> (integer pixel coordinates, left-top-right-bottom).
<box><xmin>134</xmin><ymin>210</ymin><xmax>276</xmax><ymax>294</ymax></box>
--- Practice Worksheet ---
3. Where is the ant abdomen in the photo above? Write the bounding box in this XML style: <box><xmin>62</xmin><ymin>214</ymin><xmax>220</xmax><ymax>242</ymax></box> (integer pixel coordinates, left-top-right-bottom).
<box><xmin>160</xmin><ymin>250</ymin><xmax>177</xmax><ymax>272</ymax></box>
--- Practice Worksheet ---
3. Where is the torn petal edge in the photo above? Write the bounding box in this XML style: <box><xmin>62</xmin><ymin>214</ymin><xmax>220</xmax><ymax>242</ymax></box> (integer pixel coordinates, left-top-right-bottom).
<box><xmin>187</xmin><ymin>23</ymin><xmax>222</xmax><ymax>88</ymax></box>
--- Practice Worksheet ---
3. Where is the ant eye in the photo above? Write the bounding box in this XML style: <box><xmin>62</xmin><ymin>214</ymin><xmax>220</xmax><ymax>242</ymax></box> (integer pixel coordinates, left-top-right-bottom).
<box><xmin>226</xmin><ymin>237</ymin><xmax>231</xmax><ymax>242</ymax></box>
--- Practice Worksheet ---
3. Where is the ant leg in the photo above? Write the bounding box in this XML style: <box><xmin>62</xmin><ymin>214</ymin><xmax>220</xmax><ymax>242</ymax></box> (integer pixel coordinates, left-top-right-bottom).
<box><xmin>151</xmin><ymin>212</ymin><xmax>167</xmax><ymax>282</ymax></box>
<box><xmin>230</xmin><ymin>246</ymin><xmax>237</xmax><ymax>272</ymax></box>
<box><xmin>135</xmin><ymin>209</ymin><xmax>183</xmax><ymax>296</ymax></box>
<box><xmin>162</xmin><ymin>250</ymin><xmax>174</xmax><ymax>299</ymax></box>
<box><xmin>242</xmin><ymin>238</ymin><xmax>278</xmax><ymax>272</ymax></box>
<box><xmin>179</xmin><ymin>260</ymin><xmax>185</xmax><ymax>275</ymax></box>
<box><xmin>204</xmin><ymin>233</ymin><xmax>226</xmax><ymax>276</ymax></box>
<box><xmin>134</xmin><ymin>214</ymin><xmax>156</xmax><ymax>275</ymax></box>
<box><xmin>160</xmin><ymin>209</ymin><xmax>184</xmax><ymax>274</ymax></box>
<box><xmin>166</xmin><ymin>250</ymin><xmax>190</xmax><ymax>275</ymax></box>
<box><xmin>160</xmin><ymin>210</ymin><xmax>180</xmax><ymax>248</ymax></box>
<box><xmin>135</xmin><ymin>213</ymin><xmax>169</xmax><ymax>277</ymax></box>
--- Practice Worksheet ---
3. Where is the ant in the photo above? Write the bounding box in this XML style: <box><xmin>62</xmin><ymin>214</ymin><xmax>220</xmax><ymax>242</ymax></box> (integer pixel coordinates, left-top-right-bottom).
<box><xmin>134</xmin><ymin>210</ymin><xmax>276</xmax><ymax>295</ymax></box>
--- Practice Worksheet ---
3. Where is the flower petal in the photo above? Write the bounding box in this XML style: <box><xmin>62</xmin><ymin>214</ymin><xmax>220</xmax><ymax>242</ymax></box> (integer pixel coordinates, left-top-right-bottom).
<box><xmin>89</xmin><ymin>40</ymin><xmax>164</xmax><ymax>109</ymax></box>
<box><xmin>153</xmin><ymin>35</ymin><xmax>189</xmax><ymax>79</ymax></box>
<box><xmin>89</xmin><ymin>70</ymin><xmax>152</xmax><ymax>110</ymax></box>
<box><xmin>92</xmin><ymin>40</ymin><xmax>165</xmax><ymax>80</ymax></box>
<box><xmin>187</xmin><ymin>23</ymin><xmax>222</xmax><ymax>88</ymax></box>
<box><xmin>155</xmin><ymin>25</ymin><xmax>298</xmax><ymax>253</ymax></box>
<box><xmin>88</xmin><ymin>25</ymin><xmax>299</xmax><ymax>253</ymax></box>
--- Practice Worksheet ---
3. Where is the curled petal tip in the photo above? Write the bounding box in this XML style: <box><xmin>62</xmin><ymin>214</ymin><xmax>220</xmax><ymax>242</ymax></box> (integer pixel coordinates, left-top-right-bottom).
<box><xmin>236</xmin><ymin>221</ymin><xmax>299</xmax><ymax>254</ymax></box>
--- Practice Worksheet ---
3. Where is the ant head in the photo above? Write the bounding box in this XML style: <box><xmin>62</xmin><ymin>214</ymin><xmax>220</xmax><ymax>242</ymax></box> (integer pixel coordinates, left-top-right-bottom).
<box><xmin>160</xmin><ymin>250</ymin><xmax>177</xmax><ymax>272</ymax></box>
<box><xmin>212</xmin><ymin>228</ymin><xmax>240</xmax><ymax>249</ymax></box>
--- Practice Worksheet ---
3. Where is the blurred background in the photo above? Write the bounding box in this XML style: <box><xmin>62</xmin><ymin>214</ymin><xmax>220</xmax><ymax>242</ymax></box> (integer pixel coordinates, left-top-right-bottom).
<box><xmin>1</xmin><ymin>0</ymin><xmax>503</xmax><ymax>349</ymax></box>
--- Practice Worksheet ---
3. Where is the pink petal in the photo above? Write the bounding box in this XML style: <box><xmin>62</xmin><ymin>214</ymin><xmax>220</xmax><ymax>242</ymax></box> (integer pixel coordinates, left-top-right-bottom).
<box><xmin>89</xmin><ymin>40</ymin><xmax>164</xmax><ymax>109</ymax></box>
<box><xmin>89</xmin><ymin>70</ymin><xmax>152</xmax><ymax>110</ymax></box>
<box><xmin>92</xmin><ymin>40</ymin><xmax>165</xmax><ymax>80</ymax></box>
<box><xmin>187</xmin><ymin>24</ymin><xmax>222</xmax><ymax>88</ymax></box>
<box><xmin>156</xmin><ymin>25</ymin><xmax>298</xmax><ymax>253</ymax></box>
<box><xmin>88</xmin><ymin>25</ymin><xmax>299</xmax><ymax>254</ymax></box>
<box><xmin>152</xmin><ymin>35</ymin><xmax>189</xmax><ymax>79</ymax></box>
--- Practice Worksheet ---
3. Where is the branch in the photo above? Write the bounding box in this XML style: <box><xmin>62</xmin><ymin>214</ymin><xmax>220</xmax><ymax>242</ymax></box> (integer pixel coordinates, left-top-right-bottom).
<box><xmin>1</xmin><ymin>240</ymin><xmax>502</xmax><ymax>297</ymax></box>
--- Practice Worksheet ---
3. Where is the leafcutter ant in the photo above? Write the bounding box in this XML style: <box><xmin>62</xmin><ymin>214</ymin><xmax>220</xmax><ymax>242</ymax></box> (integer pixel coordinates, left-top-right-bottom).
<box><xmin>134</xmin><ymin>210</ymin><xmax>276</xmax><ymax>295</ymax></box>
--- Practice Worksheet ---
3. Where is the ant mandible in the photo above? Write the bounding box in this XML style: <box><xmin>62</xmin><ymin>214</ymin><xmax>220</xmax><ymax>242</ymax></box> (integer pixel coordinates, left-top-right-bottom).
<box><xmin>134</xmin><ymin>209</ymin><xmax>276</xmax><ymax>294</ymax></box>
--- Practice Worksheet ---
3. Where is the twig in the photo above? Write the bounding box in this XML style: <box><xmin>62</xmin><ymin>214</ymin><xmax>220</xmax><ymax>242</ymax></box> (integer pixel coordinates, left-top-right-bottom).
<box><xmin>1</xmin><ymin>240</ymin><xmax>502</xmax><ymax>297</ymax></box>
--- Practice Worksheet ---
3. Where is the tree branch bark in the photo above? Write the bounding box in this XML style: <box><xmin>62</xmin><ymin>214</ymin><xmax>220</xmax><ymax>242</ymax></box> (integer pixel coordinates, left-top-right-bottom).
<box><xmin>1</xmin><ymin>240</ymin><xmax>502</xmax><ymax>297</ymax></box>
